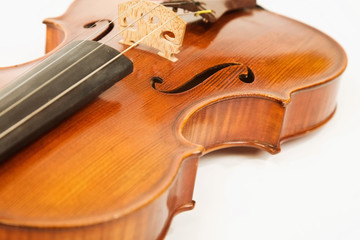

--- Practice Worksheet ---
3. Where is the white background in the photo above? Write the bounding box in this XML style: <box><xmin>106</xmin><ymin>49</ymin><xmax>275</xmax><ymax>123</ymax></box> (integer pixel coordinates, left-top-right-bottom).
<box><xmin>0</xmin><ymin>0</ymin><xmax>359</xmax><ymax>240</ymax></box>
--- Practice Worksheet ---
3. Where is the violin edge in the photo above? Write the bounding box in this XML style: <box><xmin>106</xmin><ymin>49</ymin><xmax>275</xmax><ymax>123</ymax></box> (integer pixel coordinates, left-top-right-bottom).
<box><xmin>0</xmin><ymin>75</ymin><xmax>341</xmax><ymax>239</ymax></box>
<box><xmin>0</xmin><ymin>2</ymin><xmax>348</xmax><ymax>239</ymax></box>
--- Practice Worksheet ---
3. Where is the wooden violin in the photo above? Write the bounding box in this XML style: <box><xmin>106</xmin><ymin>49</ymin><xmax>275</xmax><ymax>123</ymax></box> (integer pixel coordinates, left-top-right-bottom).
<box><xmin>0</xmin><ymin>0</ymin><xmax>347</xmax><ymax>239</ymax></box>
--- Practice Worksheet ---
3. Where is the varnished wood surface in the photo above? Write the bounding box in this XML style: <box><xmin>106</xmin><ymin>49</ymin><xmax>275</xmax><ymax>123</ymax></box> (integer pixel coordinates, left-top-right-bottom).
<box><xmin>0</xmin><ymin>0</ymin><xmax>346</xmax><ymax>239</ymax></box>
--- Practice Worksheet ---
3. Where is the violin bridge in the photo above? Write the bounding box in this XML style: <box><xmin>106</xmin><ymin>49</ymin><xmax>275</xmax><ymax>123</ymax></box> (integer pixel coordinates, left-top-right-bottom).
<box><xmin>118</xmin><ymin>0</ymin><xmax>186</xmax><ymax>62</ymax></box>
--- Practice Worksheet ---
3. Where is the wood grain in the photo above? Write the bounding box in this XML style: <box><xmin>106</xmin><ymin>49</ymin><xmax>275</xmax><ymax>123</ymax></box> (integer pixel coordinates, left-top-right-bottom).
<box><xmin>0</xmin><ymin>0</ymin><xmax>346</xmax><ymax>239</ymax></box>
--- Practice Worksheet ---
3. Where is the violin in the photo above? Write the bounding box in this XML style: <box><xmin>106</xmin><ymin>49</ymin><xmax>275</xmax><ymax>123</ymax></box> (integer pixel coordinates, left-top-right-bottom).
<box><xmin>0</xmin><ymin>0</ymin><xmax>347</xmax><ymax>239</ymax></box>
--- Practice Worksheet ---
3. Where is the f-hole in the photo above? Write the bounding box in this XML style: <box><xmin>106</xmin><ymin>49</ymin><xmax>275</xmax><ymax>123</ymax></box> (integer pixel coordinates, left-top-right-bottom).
<box><xmin>83</xmin><ymin>20</ymin><xmax>114</xmax><ymax>41</ymax></box>
<box><xmin>151</xmin><ymin>63</ymin><xmax>255</xmax><ymax>94</ymax></box>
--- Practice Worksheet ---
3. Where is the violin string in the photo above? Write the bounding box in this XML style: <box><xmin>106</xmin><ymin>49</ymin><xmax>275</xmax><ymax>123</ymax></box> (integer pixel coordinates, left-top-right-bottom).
<box><xmin>0</xmin><ymin>10</ymin><xmax>211</xmax><ymax>140</ymax></box>
<box><xmin>0</xmin><ymin>3</ymin><xmax>162</xmax><ymax>118</ymax></box>
<box><xmin>0</xmin><ymin>20</ymin><xmax>110</xmax><ymax>101</ymax></box>
<box><xmin>0</xmin><ymin>0</ymin><xmax>202</xmax><ymax>102</ymax></box>
<box><xmin>0</xmin><ymin>0</ymin><xmax>201</xmax><ymax>104</ymax></box>
<box><xmin>0</xmin><ymin>0</ymin><xmax>146</xmax><ymax>102</ymax></box>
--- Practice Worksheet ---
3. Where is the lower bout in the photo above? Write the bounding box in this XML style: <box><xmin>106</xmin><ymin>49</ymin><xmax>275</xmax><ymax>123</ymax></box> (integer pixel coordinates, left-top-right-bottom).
<box><xmin>0</xmin><ymin>156</ymin><xmax>199</xmax><ymax>240</ymax></box>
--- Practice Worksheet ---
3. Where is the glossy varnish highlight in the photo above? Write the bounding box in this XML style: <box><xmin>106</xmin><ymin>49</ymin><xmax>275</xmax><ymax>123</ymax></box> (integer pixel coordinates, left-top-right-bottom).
<box><xmin>0</xmin><ymin>0</ymin><xmax>346</xmax><ymax>239</ymax></box>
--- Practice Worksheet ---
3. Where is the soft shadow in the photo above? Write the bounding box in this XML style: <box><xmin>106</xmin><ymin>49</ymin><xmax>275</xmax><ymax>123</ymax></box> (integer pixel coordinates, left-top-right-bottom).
<box><xmin>199</xmin><ymin>146</ymin><xmax>271</xmax><ymax>166</ymax></box>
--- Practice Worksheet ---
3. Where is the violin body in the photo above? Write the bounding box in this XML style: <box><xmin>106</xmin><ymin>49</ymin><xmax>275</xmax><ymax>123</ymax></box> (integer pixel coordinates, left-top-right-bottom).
<box><xmin>0</xmin><ymin>0</ymin><xmax>346</xmax><ymax>239</ymax></box>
